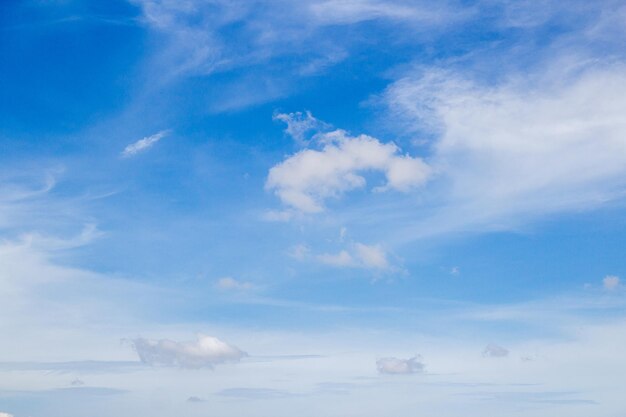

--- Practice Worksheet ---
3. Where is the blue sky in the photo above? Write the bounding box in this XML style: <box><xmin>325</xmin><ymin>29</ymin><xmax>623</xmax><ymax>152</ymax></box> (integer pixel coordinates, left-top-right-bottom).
<box><xmin>1</xmin><ymin>0</ymin><xmax>626</xmax><ymax>416</ymax></box>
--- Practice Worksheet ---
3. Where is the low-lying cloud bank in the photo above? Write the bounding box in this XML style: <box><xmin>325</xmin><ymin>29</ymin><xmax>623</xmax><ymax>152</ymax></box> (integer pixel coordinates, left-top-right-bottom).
<box><xmin>132</xmin><ymin>335</ymin><xmax>246</xmax><ymax>368</ymax></box>
<box><xmin>376</xmin><ymin>356</ymin><xmax>425</xmax><ymax>374</ymax></box>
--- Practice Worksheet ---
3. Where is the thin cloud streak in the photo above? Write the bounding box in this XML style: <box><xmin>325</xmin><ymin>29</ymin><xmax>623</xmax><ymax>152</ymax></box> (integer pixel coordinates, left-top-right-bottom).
<box><xmin>121</xmin><ymin>130</ymin><xmax>170</xmax><ymax>158</ymax></box>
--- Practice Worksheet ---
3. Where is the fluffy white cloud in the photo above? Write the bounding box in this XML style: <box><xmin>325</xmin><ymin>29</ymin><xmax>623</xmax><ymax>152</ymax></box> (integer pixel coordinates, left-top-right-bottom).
<box><xmin>0</xmin><ymin>412</ymin><xmax>14</xmax><ymax>417</ymax></box>
<box><xmin>132</xmin><ymin>335</ymin><xmax>246</xmax><ymax>368</ymax></box>
<box><xmin>266</xmin><ymin>127</ymin><xmax>430</xmax><ymax>213</ymax></box>
<box><xmin>603</xmin><ymin>275</ymin><xmax>620</xmax><ymax>290</ymax></box>
<box><xmin>216</xmin><ymin>277</ymin><xmax>254</xmax><ymax>290</ymax></box>
<box><xmin>383</xmin><ymin>62</ymin><xmax>626</xmax><ymax>233</ymax></box>
<box><xmin>482</xmin><ymin>343</ymin><xmax>509</xmax><ymax>358</ymax></box>
<box><xmin>376</xmin><ymin>356</ymin><xmax>425</xmax><ymax>374</ymax></box>
<box><xmin>121</xmin><ymin>130</ymin><xmax>169</xmax><ymax>158</ymax></box>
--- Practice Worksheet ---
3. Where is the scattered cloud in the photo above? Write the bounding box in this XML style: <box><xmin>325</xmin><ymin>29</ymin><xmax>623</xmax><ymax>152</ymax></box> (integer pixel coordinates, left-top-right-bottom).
<box><xmin>450</xmin><ymin>266</ymin><xmax>460</xmax><ymax>276</ymax></box>
<box><xmin>0</xmin><ymin>412</ymin><xmax>13</xmax><ymax>417</ymax></box>
<box><xmin>131</xmin><ymin>335</ymin><xmax>246</xmax><ymax>368</ymax></box>
<box><xmin>261</xmin><ymin>209</ymin><xmax>298</xmax><ymax>222</ymax></box>
<box><xmin>267</xmin><ymin>122</ymin><xmax>430</xmax><ymax>213</ymax></box>
<box><xmin>274</xmin><ymin>111</ymin><xmax>330</xmax><ymax>145</ymax></box>
<box><xmin>288</xmin><ymin>244</ymin><xmax>310</xmax><ymax>261</ymax></box>
<box><xmin>121</xmin><ymin>130</ymin><xmax>169</xmax><ymax>158</ymax></box>
<box><xmin>317</xmin><ymin>250</ymin><xmax>355</xmax><ymax>267</ymax></box>
<box><xmin>376</xmin><ymin>356</ymin><xmax>425</xmax><ymax>374</ymax></box>
<box><xmin>216</xmin><ymin>277</ymin><xmax>254</xmax><ymax>291</ymax></box>
<box><xmin>603</xmin><ymin>275</ymin><xmax>620</xmax><ymax>290</ymax></box>
<box><xmin>70</xmin><ymin>378</ymin><xmax>85</xmax><ymax>386</ymax></box>
<box><xmin>187</xmin><ymin>396</ymin><xmax>204</xmax><ymax>403</ymax></box>
<box><xmin>354</xmin><ymin>242</ymin><xmax>389</xmax><ymax>269</ymax></box>
<box><xmin>482</xmin><ymin>343</ymin><xmax>509</xmax><ymax>358</ymax></box>
<box><xmin>299</xmin><ymin>241</ymin><xmax>393</xmax><ymax>271</ymax></box>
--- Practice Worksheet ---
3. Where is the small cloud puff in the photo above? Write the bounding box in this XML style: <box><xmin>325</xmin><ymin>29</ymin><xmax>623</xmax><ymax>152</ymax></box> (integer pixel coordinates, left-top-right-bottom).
<box><xmin>314</xmin><ymin>242</ymin><xmax>391</xmax><ymax>271</ymax></box>
<box><xmin>216</xmin><ymin>277</ymin><xmax>253</xmax><ymax>290</ymax></box>
<box><xmin>376</xmin><ymin>356</ymin><xmax>425</xmax><ymax>374</ymax></box>
<box><xmin>121</xmin><ymin>130</ymin><xmax>170</xmax><ymax>158</ymax></box>
<box><xmin>482</xmin><ymin>343</ymin><xmax>509</xmax><ymax>358</ymax></box>
<box><xmin>70</xmin><ymin>378</ymin><xmax>85</xmax><ymax>386</ymax></box>
<box><xmin>131</xmin><ymin>334</ymin><xmax>246</xmax><ymax>368</ymax></box>
<box><xmin>0</xmin><ymin>412</ymin><xmax>14</xmax><ymax>417</ymax></box>
<box><xmin>274</xmin><ymin>110</ymin><xmax>329</xmax><ymax>145</ymax></box>
<box><xmin>603</xmin><ymin>275</ymin><xmax>620</xmax><ymax>290</ymax></box>
<box><xmin>187</xmin><ymin>396</ymin><xmax>204</xmax><ymax>403</ymax></box>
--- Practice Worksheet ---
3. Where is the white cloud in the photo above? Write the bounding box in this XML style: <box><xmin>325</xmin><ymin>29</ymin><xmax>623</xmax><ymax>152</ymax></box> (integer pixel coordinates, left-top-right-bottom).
<box><xmin>288</xmin><ymin>244</ymin><xmax>310</xmax><ymax>261</ymax></box>
<box><xmin>131</xmin><ymin>0</ymin><xmax>462</xmax><ymax>81</ymax></box>
<box><xmin>262</xmin><ymin>209</ymin><xmax>298</xmax><ymax>222</ymax></box>
<box><xmin>309</xmin><ymin>0</ymin><xmax>455</xmax><ymax>26</ymax></box>
<box><xmin>132</xmin><ymin>334</ymin><xmax>247</xmax><ymax>368</ymax></box>
<box><xmin>216</xmin><ymin>277</ymin><xmax>253</xmax><ymax>290</ymax></box>
<box><xmin>317</xmin><ymin>250</ymin><xmax>355</xmax><ymax>267</ymax></box>
<box><xmin>376</xmin><ymin>356</ymin><xmax>425</xmax><ymax>374</ymax></box>
<box><xmin>382</xmin><ymin>62</ymin><xmax>626</xmax><ymax>234</ymax></box>
<box><xmin>121</xmin><ymin>130</ymin><xmax>169</xmax><ymax>158</ymax></box>
<box><xmin>482</xmin><ymin>343</ymin><xmax>509</xmax><ymax>358</ymax></box>
<box><xmin>603</xmin><ymin>275</ymin><xmax>620</xmax><ymax>290</ymax></box>
<box><xmin>266</xmin><ymin>126</ymin><xmax>430</xmax><ymax>213</ymax></box>
<box><xmin>274</xmin><ymin>111</ymin><xmax>329</xmax><ymax>145</ymax></box>
<box><xmin>354</xmin><ymin>242</ymin><xmax>389</xmax><ymax>269</ymax></box>
<box><xmin>0</xmin><ymin>412</ymin><xmax>14</xmax><ymax>417</ymax></box>
<box><xmin>309</xmin><ymin>242</ymin><xmax>392</xmax><ymax>270</ymax></box>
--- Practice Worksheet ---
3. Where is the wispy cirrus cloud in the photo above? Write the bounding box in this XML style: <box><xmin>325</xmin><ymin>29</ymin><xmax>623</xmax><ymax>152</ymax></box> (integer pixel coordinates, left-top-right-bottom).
<box><xmin>379</xmin><ymin>61</ymin><xmax>626</xmax><ymax>240</ymax></box>
<box><xmin>273</xmin><ymin>111</ymin><xmax>330</xmax><ymax>146</ymax></box>
<box><xmin>131</xmin><ymin>0</ymin><xmax>465</xmax><ymax>78</ymax></box>
<box><xmin>216</xmin><ymin>277</ymin><xmax>254</xmax><ymax>291</ymax></box>
<box><xmin>121</xmin><ymin>130</ymin><xmax>169</xmax><ymax>158</ymax></box>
